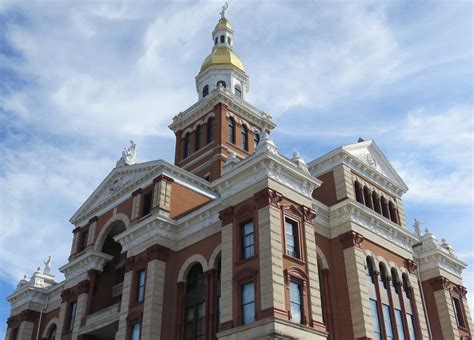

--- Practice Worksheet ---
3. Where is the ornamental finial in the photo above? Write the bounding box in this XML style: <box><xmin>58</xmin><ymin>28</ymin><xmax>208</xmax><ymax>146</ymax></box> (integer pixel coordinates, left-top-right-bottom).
<box><xmin>220</xmin><ymin>2</ymin><xmax>228</xmax><ymax>19</ymax></box>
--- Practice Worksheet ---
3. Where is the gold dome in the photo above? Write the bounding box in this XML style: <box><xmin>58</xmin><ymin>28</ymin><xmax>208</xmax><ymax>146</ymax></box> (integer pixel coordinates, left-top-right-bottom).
<box><xmin>214</xmin><ymin>18</ymin><xmax>233</xmax><ymax>32</ymax></box>
<box><xmin>200</xmin><ymin>46</ymin><xmax>245</xmax><ymax>73</ymax></box>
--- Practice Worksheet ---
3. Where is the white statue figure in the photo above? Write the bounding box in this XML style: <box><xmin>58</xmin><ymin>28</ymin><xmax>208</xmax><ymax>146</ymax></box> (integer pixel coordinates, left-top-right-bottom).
<box><xmin>43</xmin><ymin>256</ymin><xmax>52</xmax><ymax>275</ymax></box>
<box><xmin>220</xmin><ymin>2</ymin><xmax>228</xmax><ymax>18</ymax></box>
<box><xmin>413</xmin><ymin>218</ymin><xmax>422</xmax><ymax>237</ymax></box>
<box><xmin>116</xmin><ymin>140</ymin><xmax>137</xmax><ymax>167</ymax></box>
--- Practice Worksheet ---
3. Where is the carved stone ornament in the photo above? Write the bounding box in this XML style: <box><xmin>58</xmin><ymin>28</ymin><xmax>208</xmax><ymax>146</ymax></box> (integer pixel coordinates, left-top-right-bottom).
<box><xmin>431</xmin><ymin>276</ymin><xmax>451</xmax><ymax>291</ymax></box>
<box><xmin>218</xmin><ymin>206</ymin><xmax>234</xmax><ymax>226</ymax></box>
<box><xmin>340</xmin><ymin>231</ymin><xmax>364</xmax><ymax>249</ymax></box>
<box><xmin>302</xmin><ymin>206</ymin><xmax>317</xmax><ymax>224</ymax></box>
<box><xmin>147</xmin><ymin>244</ymin><xmax>170</xmax><ymax>263</ymax></box>
<box><xmin>254</xmin><ymin>188</ymin><xmax>283</xmax><ymax>210</ymax></box>
<box><xmin>116</xmin><ymin>140</ymin><xmax>137</xmax><ymax>168</ymax></box>
<box><xmin>153</xmin><ymin>174</ymin><xmax>174</xmax><ymax>184</ymax></box>
<box><xmin>405</xmin><ymin>259</ymin><xmax>418</xmax><ymax>275</ymax></box>
<box><xmin>457</xmin><ymin>285</ymin><xmax>468</xmax><ymax>299</ymax></box>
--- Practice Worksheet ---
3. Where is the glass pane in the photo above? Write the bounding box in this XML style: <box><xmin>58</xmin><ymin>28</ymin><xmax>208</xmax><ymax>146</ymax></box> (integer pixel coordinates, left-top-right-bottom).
<box><xmin>370</xmin><ymin>299</ymin><xmax>382</xmax><ymax>340</ymax></box>
<box><xmin>242</xmin><ymin>302</ymin><xmax>255</xmax><ymax>324</ymax></box>
<box><xmin>285</xmin><ymin>221</ymin><xmax>294</xmax><ymax>236</ymax></box>
<box><xmin>407</xmin><ymin>313</ymin><xmax>417</xmax><ymax>340</ymax></box>
<box><xmin>244</xmin><ymin>245</ymin><xmax>254</xmax><ymax>258</ymax></box>
<box><xmin>290</xmin><ymin>282</ymin><xmax>301</xmax><ymax>304</ymax></box>
<box><xmin>453</xmin><ymin>297</ymin><xmax>466</xmax><ymax>327</ymax></box>
<box><xmin>186</xmin><ymin>307</ymin><xmax>194</xmax><ymax>321</ymax></box>
<box><xmin>198</xmin><ymin>302</ymin><xmax>205</xmax><ymax>317</ymax></box>
<box><xmin>291</xmin><ymin>302</ymin><xmax>302</xmax><ymax>323</ymax></box>
<box><xmin>131</xmin><ymin>324</ymin><xmax>140</xmax><ymax>340</ymax></box>
<box><xmin>244</xmin><ymin>222</ymin><xmax>253</xmax><ymax>235</ymax></box>
<box><xmin>383</xmin><ymin>304</ymin><xmax>394</xmax><ymax>339</ymax></box>
<box><xmin>242</xmin><ymin>282</ymin><xmax>254</xmax><ymax>304</ymax></box>
<box><xmin>244</xmin><ymin>234</ymin><xmax>253</xmax><ymax>247</ymax></box>
<box><xmin>395</xmin><ymin>309</ymin><xmax>406</xmax><ymax>340</ymax></box>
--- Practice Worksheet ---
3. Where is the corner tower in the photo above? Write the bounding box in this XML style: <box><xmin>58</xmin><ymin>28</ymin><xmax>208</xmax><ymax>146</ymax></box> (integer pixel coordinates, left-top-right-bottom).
<box><xmin>169</xmin><ymin>5</ymin><xmax>275</xmax><ymax>181</ymax></box>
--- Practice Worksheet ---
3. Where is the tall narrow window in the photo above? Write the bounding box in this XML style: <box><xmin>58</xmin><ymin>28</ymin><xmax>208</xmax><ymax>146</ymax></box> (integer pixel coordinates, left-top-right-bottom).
<box><xmin>68</xmin><ymin>301</ymin><xmax>77</xmax><ymax>331</ymax></box>
<box><xmin>285</xmin><ymin>218</ymin><xmax>299</xmax><ymax>258</ymax></box>
<box><xmin>142</xmin><ymin>192</ymin><xmax>152</xmax><ymax>216</ymax></box>
<box><xmin>47</xmin><ymin>325</ymin><xmax>57</xmax><ymax>340</ymax></box>
<box><xmin>370</xmin><ymin>299</ymin><xmax>382</xmax><ymax>340</ymax></box>
<box><xmin>402</xmin><ymin>274</ymin><xmax>411</xmax><ymax>299</ymax></box>
<box><xmin>379</xmin><ymin>263</ymin><xmax>388</xmax><ymax>290</ymax></box>
<box><xmin>253</xmin><ymin>132</ymin><xmax>260</xmax><ymax>148</ymax></box>
<box><xmin>241</xmin><ymin>125</ymin><xmax>248</xmax><ymax>151</ymax></box>
<box><xmin>214</xmin><ymin>37</ymin><xmax>218</xmax><ymax>45</ymax></box>
<box><xmin>452</xmin><ymin>297</ymin><xmax>466</xmax><ymax>328</ymax></box>
<box><xmin>289</xmin><ymin>281</ymin><xmax>303</xmax><ymax>324</ymax></box>
<box><xmin>381</xmin><ymin>196</ymin><xmax>390</xmax><ymax>219</ymax></box>
<box><xmin>241</xmin><ymin>281</ymin><xmax>255</xmax><ymax>325</ymax></box>
<box><xmin>407</xmin><ymin>313</ymin><xmax>417</xmax><ymax>340</ymax></box>
<box><xmin>391</xmin><ymin>268</ymin><xmax>400</xmax><ymax>296</ymax></box>
<box><xmin>389</xmin><ymin>201</ymin><xmax>399</xmax><ymax>224</ymax></box>
<box><xmin>227</xmin><ymin>117</ymin><xmax>235</xmax><ymax>144</ymax></box>
<box><xmin>394</xmin><ymin>309</ymin><xmax>406</xmax><ymax>340</ymax></box>
<box><xmin>364</xmin><ymin>186</ymin><xmax>373</xmax><ymax>209</ymax></box>
<box><xmin>184</xmin><ymin>265</ymin><xmax>205</xmax><ymax>340</ymax></box>
<box><xmin>220</xmin><ymin>35</ymin><xmax>225</xmax><ymax>43</ymax></box>
<box><xmin>215</xmin><ymin>258</ymin><xmax>221</xmax><ymax>332</ymax></box>
<box><xmin>195</xmin><ymin>125</ymin><xmax>201</xmax><ymax>151</ymax></box>
<box><xmin>372</xmin><ymin>191</ymin><xmax>381</xmax><ymax>214</ymax></box>
<box><xmin>206</xmin><ymin>117</ymin><xmax>213</xmax><ymax>144</ymax></box>
<box><xmin>184</xmin><ymin>133</ymin><xmax>190</xmax><ymax>158</ymax></box>
<box><xmin>354</xmin><ymin>180</ymin><xmax>364</xmax><ymax>204</ymax></box>
<box><xmin>235</xmin><ymin>85</ymin><xmax>242</xmax><ymax>98</ymax></box>
<box><xmin>241</xmin><ymin>221</ymin><xmax>254</xmax><ymax>259</ymax></box>
<box><xmin>131</xmin><ymin>323</ymin><xmax>141</xmax><ymax>340</ymax></box>
<box><xmin>366</xmin><ymin>257</ymin><xmax>375</xmax><ymax>284</ymax></box>
<box><xmin>136</xmin><ymin>270</ymin><xmax>146</xmax><ymax>302</ymax></box>
<box><xmin>78</xmin><ymin>231</ymin><xmax>88</xmax><ymax>252</ymax></box>
<box><xmin>202</xmin><ymin>85</ymin><xmax>209</xmax><ymax>98</ymax></box>
<box><xmin>382</xmin><ymin>304</ymin><xmax>394</xmax><ymax>340</ymax></box>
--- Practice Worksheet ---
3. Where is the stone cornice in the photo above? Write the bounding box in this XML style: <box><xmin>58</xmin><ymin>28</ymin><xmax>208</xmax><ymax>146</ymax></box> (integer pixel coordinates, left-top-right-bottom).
<box><xmin>309</xmin><ymin>148</ymin><xmax>406</xmax><ymax>197</ymax></box>
<box><xmin>169</xmin><ymin>86</ymin><xmax>276</xmax><ymax>132</ymax></box>
<box><xmin>329</xmin><ymin>199</ymin><xmax>417</xmax><ymax>252</ymax></box>
<box><xmin>59</xmin><ymin>250</ymin><xmax>113</xmax><ymax>281</ymax></box>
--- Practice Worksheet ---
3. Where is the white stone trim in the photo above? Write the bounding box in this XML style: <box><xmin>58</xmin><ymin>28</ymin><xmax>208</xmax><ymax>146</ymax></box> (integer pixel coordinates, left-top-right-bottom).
<box><xmin>93</xmin><ymin>213</ymin><xmax>129</xmax><ymax>252</ymax></box>
<box><xmin>177</xmin><ymin>254</ymin><xmax>208</xmax><ymax>282</ymax></box>
<box><xmin>208</xmin><ymin>244</ymin><xmax>222</xmax><ymax>270</ymax></box>
<box><xmin>41</xmin><ymin>317</ymin><xmax>58</xmax><ymax>338</ymax></box>
<box><xmin>315</xmin><ymin>245</ymin><xmax>329</xmax><ymax>270</ymax></box>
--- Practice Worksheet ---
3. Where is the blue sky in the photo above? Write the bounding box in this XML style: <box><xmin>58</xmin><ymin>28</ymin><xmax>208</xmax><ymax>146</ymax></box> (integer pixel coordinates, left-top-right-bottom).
<box><xmin>0</xmin><ymin>0</ymin><xmax>472</xmax><ymax>336</ymax></box>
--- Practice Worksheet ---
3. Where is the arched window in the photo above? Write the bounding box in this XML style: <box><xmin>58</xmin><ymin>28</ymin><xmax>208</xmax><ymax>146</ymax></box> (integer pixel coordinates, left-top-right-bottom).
<box><xmin>217</xmin><ymin>80</ymin><xmax>226</xmax><ymax>88</ymax></box>
<box><xmin>379</xmin><ymin>263</ymin><xmax>388</xmax><ymax>290</ymax></box>
<box><xmin>184</xmin><ymin>133</ymin><xmax>190</xmax><ymax>158</ymax></box>
<box><xmin>381</xmin><ymin>196</ymin><xmax>390</xmax><ymax>219</ymax></box>
<box><xmin>47</xmin><ymin>325</ymin><xmax>57</xmax><ymax>340</ymax></box>
<box><xmin>206</xmin><ymin>117</ymin><xmax>213</xmax><ymax>144</ymax></box>
<box><xmin>391</xmin><ymin>268</ymin><xmax>399</xmax><ymax>295</ymax></box>
<box><xmin>241</xmin><ymin>125</ymin><xmax>248</xmax><ymax>151</ymax></box>
<box><xmin>402</xmin><ymin>273</ymin><xmax>411</xmax><ymax>299</ymax></box>
<box><xmin>195</xmin><ymin>125</ymin><xmax>201</xmax><ymax>151</ymax></box>
<box><xmin>354</xmin><ymin>181</ymin><xmax>364</xmax><ymax>204</ymax></box>
<box><xmin>389</xmin><ymin>201</ymin><xmax>399</xmax><ymax>224</ymax></box>
<box><xmin>253</xmin><ymin>132</ymin><xmax>260</xmax><ymax>148</ymax></box>
<box><xmin>372</xmin><ymin>191</ymin><xmax>381</xmax><ymax>214</ymax></box>
<box><xmin>364</xmin><ymin>186</ymin><xmax>373</xmax><ymax>209</ymax></box>
<box><xmin>227</xmin><ymin>117</ymin><xmax>235</xmax><ymax>144</ymax></box>
<box><xmin>202</xmin><ymin>85</ymin><xmax>209</xmax><ymax>98</ymax></box>
<box><xmin>214</xmin><ymin>37</ymin><xmax>218</xmax><ymax>45</ymax></box>
<box><xmin>366</xmin><ymin>257</ymin><xmax>375</xmax><ymax>284</ymax></box>
<box><xmin>184</xmin><ymin>264</ymin><xmax>206</xmax><ymax>340</ymax></box>
<box><xmin>220</xmin><ymin>35</ymin><xmax>225</xmax><ymax>43</ymax></box>
<box><xmin>234</xmin><ymin>85</ymin><xmax>242</xmax><ymax>98</ymax></box>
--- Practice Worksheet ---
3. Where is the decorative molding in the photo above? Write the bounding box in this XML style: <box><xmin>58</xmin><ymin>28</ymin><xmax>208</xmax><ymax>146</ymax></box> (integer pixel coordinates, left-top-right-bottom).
<box><xmin>153</xmin><ymin>174</ymin><xmax>174</xmax><ymax>184</ymax></box>
<box><xmin>430</xmin><ymin>276</ymin><xmax>450</xmax><ymax>291</ymax></box>
<box><xmin>59</xmin><ymin>251</ymin><xmax>113</xmax><ymax>281</ymax></box>
<box><xmin>254</xmin><ymin>188</ymin><xmax>282</xmax><ymax>209</ymax></box>
<box><xmin>405</xmin><ymin>259</ymin><xmax>418</xmax><ymax>275</ymax></box>
<box><xmin>61</xmin><ymin>279</ymin><xmax>90</xmax><ymax>303</ymax></box>
<box><xmin>302</xmin><ymin>205</ymin><xmax>317</xmax><ymax>225</ymax></box>
<box><xmin>146</xmin><ymin>244</ymin><xmax>170</xmax><ymax>263</ymax></box>
<box><xmin>340</xmin><ymin>230</ymin><xmax>364</xmax><ymax>249</ymax></box>
<box><xmin>218</xmin><ymin>206</ymin><xmax>234</xmax><ymax>226</ymax></box>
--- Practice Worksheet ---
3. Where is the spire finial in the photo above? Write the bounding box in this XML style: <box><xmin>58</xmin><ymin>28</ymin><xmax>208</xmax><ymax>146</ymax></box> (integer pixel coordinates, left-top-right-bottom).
<box><xmin>220</xmin><ymin>2</ymin><xmax>228</xmax><ymax>19</ymax></box>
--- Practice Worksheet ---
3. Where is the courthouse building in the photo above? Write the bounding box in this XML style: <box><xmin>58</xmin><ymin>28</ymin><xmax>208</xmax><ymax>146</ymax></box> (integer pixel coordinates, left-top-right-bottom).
<box><xmin>5</xmin><ymin>7</ymin><xmax>473</xmax><ymax>340</ymax></box>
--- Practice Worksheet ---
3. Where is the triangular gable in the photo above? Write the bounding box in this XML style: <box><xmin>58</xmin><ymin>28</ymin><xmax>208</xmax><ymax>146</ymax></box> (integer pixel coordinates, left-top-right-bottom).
<box><xmin>342</xmin><ymin>140</ymin><xmax>408</xmax><ymax>192</ymax></box>
<box><xmin>70</xmin><ymin>160</ymin><xmax>163</xmax><ymax>224</ymax></box>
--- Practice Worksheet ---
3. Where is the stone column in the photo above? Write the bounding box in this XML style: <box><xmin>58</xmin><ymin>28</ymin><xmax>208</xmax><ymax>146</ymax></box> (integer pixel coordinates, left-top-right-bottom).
<box><xmin>141</xmin><ymin>245</ymin><xmax>169</xmax><ymax>340</ymax></box>
<box><xmin>152</xmin><ymin>175</ymin><xmax>173</xmax><ymax>217</ymax></box>
<box><xmin>341</xmin><ymin>231</ymin><xmax>373</xmax><ymax>339</ymax></box>
<box><xmin>303</xmin><ymin>206</ymin><xmax>324</xmax><ymax>326</ymax></box>
<box><xmin>71</xmin><ymin>287</ymin><xmax>89</xmax><ymax>340</ymax></box>
<box><xmin>18</xmin><ymin>321</ymin><xmax>35</xmax><ymax>340</ymax></box>
<box><xmin>87</xmin><ymin>216</ymin><xmax>98</xmax><ymax>246</ymax></box>
<box><xmin>56</xmin><ymin>301</ymin><xmax>68</xmax><ymax>337</ymax></box>
<box><xmin>218</xmin><ymin>206</ymin><xmax>234</xmax><ymax>330</ymax></box>
<box><xmin>116</xmin><ymin>267</ymin><xmax>134</xmax><ymax>339</ymax></box>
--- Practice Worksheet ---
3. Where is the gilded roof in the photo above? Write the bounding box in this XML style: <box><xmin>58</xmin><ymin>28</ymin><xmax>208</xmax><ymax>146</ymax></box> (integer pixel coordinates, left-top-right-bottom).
<box><xmin>200</xmin><ymin>46</ymin><xmax>245</xmax><ymax>73</ymax></box>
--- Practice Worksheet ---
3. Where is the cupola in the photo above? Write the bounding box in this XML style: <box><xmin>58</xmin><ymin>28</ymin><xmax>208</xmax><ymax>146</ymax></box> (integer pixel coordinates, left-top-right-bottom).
<box><xmin>196</xmin><ymin>3</ymin><xmax>249</xmax><ymax>100</ymax></box>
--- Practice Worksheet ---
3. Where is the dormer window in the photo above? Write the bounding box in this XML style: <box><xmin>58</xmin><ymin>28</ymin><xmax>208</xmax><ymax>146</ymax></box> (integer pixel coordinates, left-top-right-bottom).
<box><xmin>217</xmin><ymin>80</ymin><xmax>226</xmax><ymax>88</ymax></box>
<box><xmin>202</xmin><ymin>85</ymin><xmax>209</xmax><ymax>97</ymax></box>
<box><xmin>220</xmin><ymin>35</ymin><xmax>225</xmax><ymax>43</ymax></box>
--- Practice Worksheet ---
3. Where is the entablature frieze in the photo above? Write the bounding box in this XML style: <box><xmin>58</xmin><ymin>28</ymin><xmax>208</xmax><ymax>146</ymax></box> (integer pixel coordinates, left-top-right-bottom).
<box><xmin>59</xmin><ymin>250</ymin><xmax>113</xmax><ymax>281</ymax></box>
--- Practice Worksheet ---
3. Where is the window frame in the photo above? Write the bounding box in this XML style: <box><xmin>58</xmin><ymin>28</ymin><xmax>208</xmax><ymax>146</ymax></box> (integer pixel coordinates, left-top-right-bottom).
<box><xmin>289</xmin><ymin>280</ymin><xmax>304</xmax><ymax>324</ymax></box>
<box><xmin>195</xmin><ymin>125</ymin><xmax>201</xmax><ymax>151</ymax></box>
<box><xmin>202</xmin><ymin>85</ymin><xmax>209</xmax><ymax>97</ymax></box>
<box><xmin>141</xmin><ymin>190</ymin><xmax>153</xmax><ymax>217</ymax></box>
<box><xmin>130</xmin><ymin>323</ymin><xmax>141</xmax><ymax>340</ymax></box>
<box><xmin>67</xmin><ymin>301</ymin><xmax>77</xmax><ymax>332</ymax></box>
<box><xmin>183</xmin><ymin>133</ymin><xmax>190</xmax><ymax>158</ymax></box>
<box><xmin>135</xmin><ymin>270</ymin><xmax>146</xmax><ymax>303</ymax></box>
<box><xmin>283</xmin><ymin>216</ymin><xmax>302</xmax><ymax>261</ymax></box>
<box><xmin>241</xmin><ymin>124</ymin><xmax>249</xmax><ymax>151</ymax></box>
<box><xmin>206</xmin><ymin>117</ymin><xmax>213</xmax><ymax>144</ymax></box>
<box><xmin>284</xmin><ymin>268</ymin><xmax>309</xmax><ymax>326</ymax></box>
<box><xmin>240</xmin><ymin>220</ymin><xmax>255</xmax><ymax>260</ymax></box>
<box><xmin>227</xmin><ymin>117</ymin><xmax>235</xmax><ymax>144</ymax></box>
<box><xmin>452</xmin><ymin>296</ymin><xmax>467</xmax><ymax>329</ymax></box>
<box><xmin>240</xmin><ymin>280</ymin><xmax>256</xmax><ymax>325</ymax></box>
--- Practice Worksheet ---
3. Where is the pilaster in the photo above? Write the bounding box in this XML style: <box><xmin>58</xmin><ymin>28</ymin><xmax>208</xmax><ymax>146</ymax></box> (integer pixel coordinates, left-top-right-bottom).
<box><xmin>152</xmin><ymin>175</ymin><xmax>173</xmax><ymax>217</ymax></box>
<box><xmin>433</xmin><ymin>288</ymin><xmax>458</xmax><ymax>340</ymax></box>
<box><xmin>116</xmin><ymin>271</ymin><xmax>134</xmax><ymax>339</ymax></box>
<box><xmin>219</xmin><ymin>220</ymin><xmax>233</xmax><ymax>326</ymax></box>
<box><xmin>407</xmin><ymin>272</ymin><xmax>429</xmax><ymax>339</ymax></box>
<box><xmin>18</xmin><ymin>321</ymin><xmax>34</xmax><ymax>340</ymax></box>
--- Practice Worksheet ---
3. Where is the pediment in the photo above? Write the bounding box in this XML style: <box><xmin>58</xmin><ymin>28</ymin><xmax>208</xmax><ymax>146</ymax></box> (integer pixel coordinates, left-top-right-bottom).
<box><xmin>343</xmin><ymin>140</ymin><xmax>408</xmax><ymax>192</ymax></box>
<box><xmin>70</xmin><ymin>160</ymin><xmax>162</xmax><ymax>225</ymax></box>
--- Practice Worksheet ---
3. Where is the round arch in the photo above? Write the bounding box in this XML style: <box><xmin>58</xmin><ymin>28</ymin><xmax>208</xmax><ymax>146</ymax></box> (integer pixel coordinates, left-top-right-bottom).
<box><xmin>93</xmin><ymin>213</ymin><xmax>129</xmax><ymax>252</ymax></box>
<box><xmin>177</xmin><ymin>254</ymin><xmax>208</xmax><ymax>283</ymax></box>
<box><xmin>42</xmin><ymin>317</ymin><xmax>58</xmax><ymax>339</ymax></box>
<box><xmin>315</xmin><ymin>245</ymin><xmax>329</xmax><ymax>270</ymax></box>
<box><xmin>208</xmin><ymin>245</ymin><xmax>221</xmax><ymax>270</ymax></box>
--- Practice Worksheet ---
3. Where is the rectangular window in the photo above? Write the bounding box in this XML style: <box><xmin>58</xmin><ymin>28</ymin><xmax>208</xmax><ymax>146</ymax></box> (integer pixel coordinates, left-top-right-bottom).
<box><xmin>370</xmin><ymin>299</ymin><xmax>382</xmax><ymax>340</ymax></box>
<box><xmin>240</xmin><ymin>221</ymin><xmax>254</xmax><ymax>259</ymax></box>
<box><xmin>241</xmin><ymin>281</ymin><xmax>255</xmax><ymax>325</ymax></box>
<box><xmin>68</xmin><ymin>301</ymin><xmax>77</xmax><ymax>331</ymax></box>
<box><xmin>136</xmin><ymin>270</ymin><xmax>146</xmax><ymax>302</ymax></box>
<box><xmin>382</xmin><ymin>304</ymin><xmax>394</xmax><ymax>339</ymax></box>
<box><xmin>289</xmin><ymin>281</ymin><xmax>303</xmax><ymax>324</ymax></box>
<box><xmin>142</xmin><ymin>192</ymin><xmax>152</xmax><ymax>216</ymax></box>
<box><xmin>407</xmin><ymin>313</ymin><xmax>417</xmax><ymax>340</ymax></box>
<box><xmin>452</xmin><ymin>297</ymin><xmax>466</xmax><ymax>328</ymax></box>
<box><xmin>130</xmin><ymin>323</ymin><xmax>140</xmax><ymax>340</ymax></box>
<box><xmin>395</xmin><ymin>309</ymin><xmax>406</xmax><ymax>340</ymax></box>
<box><xmin>285</xmin><ymin>218</ymin><xmax>299</xmax><ymax>258</ymax></box>
<box><xmin>79</xmin><ymin>231</ymin><xmax>88</xmax><ymax>252</ymax></box>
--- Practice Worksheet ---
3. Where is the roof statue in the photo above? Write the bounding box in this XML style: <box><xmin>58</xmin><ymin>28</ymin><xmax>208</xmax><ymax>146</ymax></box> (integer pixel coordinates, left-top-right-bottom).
<box><xmin>116</xmin><ymin>140</ymin><xmax>137</xmax><ymax>167</ymax></box>
<box><xmin>414</xmin><ymin>218</ymin><xmax>422</xmax><ymax>237</ymax></box>
<box><xmin>43</xmin><ymin>256</ymin><xmax>52</xmax><ymax>275</ymax></box>
<box><xmin>220</xmin><ymin>2</ymin><xmax>228</xmax><ymax>19</ymax></box>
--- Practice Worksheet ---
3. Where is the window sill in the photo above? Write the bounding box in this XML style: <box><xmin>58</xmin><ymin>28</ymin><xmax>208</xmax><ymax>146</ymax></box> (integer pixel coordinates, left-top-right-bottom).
<box><xmin>283</xmin><ymin>254</ymin><xmax>306</xmax><ymax>266</ymax></box>
<box><xmin>235</xmin><ymin>255</ymin><xmax>257</xmax><ymax>266</ymax></box>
